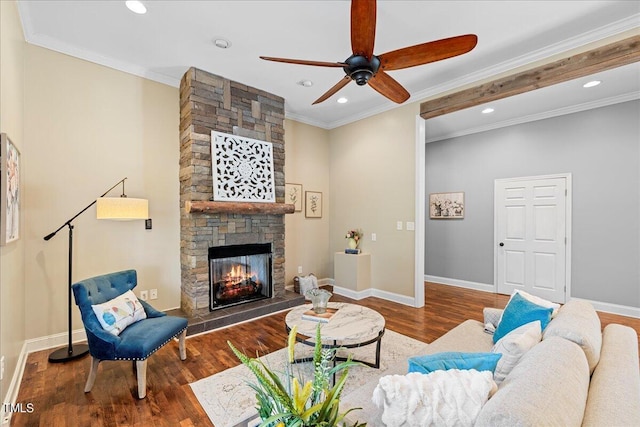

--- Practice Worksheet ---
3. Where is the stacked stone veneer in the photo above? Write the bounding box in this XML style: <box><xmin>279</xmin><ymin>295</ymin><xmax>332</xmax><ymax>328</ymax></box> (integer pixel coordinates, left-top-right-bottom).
<box><xmin>179</xmin><ymin>67</ymin><xmax>286</xmax><ymax>316</ymax></box>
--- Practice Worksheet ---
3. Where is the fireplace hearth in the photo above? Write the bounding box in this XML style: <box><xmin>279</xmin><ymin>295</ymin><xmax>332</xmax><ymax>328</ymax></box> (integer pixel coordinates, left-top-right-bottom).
<box><xmin>209</xmin><ymin>243</ymin><xmax>272</xmax><ymax>310</ymax></box>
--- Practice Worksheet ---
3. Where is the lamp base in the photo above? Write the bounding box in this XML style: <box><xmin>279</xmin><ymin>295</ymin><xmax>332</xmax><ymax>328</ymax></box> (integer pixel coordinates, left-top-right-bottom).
<box><xmin>48</xmin><ymin>343</ymin><xmax>90</xmax><ymax>363</ymax></box>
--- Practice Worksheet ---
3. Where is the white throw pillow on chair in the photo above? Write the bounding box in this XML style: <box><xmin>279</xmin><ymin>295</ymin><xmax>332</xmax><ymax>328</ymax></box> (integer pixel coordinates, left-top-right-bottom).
<box><xmin>91</xmin><ymin>290</ymin><xmax>147</xmax><ymax>336</ymax></box>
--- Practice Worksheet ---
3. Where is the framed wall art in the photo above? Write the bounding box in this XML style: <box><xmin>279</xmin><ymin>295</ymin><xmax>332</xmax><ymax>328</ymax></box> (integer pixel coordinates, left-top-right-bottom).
<box><xmin>285</xmin><ymin>183</ymin><xmax>303</xmax><ymax>212</ymax></box>
<box><xmin>305</xmin><ymin>191</ymin><xmax>322</xmax><ymax>218</ymax></box>
<box><xmin>211</xmin><ymin>131</ymin><xmax>275</xmax><ymax>203</ymax></box>
<box><xmin>429</xmin><ymin>192</ymin><xmax>464</xmax><ymax>219</ymax></box>
<box><xmin>1</xmin><ymin>133</ymin><xmax>20</xmax><ymax>245</ymax></box>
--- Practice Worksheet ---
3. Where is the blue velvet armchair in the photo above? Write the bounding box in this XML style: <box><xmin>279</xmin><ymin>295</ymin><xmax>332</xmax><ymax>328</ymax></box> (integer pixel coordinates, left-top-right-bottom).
<box><xmin>72</xmin><ymin>269</ymin><xmax>188</xmax><ymax>398</ymax></box>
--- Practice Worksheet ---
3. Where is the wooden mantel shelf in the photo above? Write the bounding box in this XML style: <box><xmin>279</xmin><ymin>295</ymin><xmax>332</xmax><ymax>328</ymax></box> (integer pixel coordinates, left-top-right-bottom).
<box><xmin>186</xmin><ymin>201</ymin><xmax>295</xmax><ymax>215</ymax></box>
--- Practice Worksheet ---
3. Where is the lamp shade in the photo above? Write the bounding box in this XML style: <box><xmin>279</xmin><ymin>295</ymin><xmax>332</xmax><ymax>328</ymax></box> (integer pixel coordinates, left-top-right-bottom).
<box><xmin>96</xmin><ymin>197</ymin><xmax>148</xmax><ymax>220</ymax></box>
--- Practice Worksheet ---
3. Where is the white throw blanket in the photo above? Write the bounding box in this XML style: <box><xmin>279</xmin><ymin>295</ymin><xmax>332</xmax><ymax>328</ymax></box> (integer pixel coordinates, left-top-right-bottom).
<box><xmin>372</xmin><ymin>369</ymin><xmax>497</xmax><ymax>427</ymax></box>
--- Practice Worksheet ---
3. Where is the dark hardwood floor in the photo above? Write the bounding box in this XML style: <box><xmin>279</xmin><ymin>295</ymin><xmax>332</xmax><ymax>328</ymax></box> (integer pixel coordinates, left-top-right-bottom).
<box><xmin>11</xmin><ymin>282</ymin><xmax>640</xmax><ymax>427</ymax></box>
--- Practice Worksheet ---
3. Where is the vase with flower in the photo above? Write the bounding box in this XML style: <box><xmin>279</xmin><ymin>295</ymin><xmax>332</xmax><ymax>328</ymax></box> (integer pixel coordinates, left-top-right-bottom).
<box><xmin>345</xmin><ymin>229</ymin><xmax>362</xmax><ymax>251</ymax></box>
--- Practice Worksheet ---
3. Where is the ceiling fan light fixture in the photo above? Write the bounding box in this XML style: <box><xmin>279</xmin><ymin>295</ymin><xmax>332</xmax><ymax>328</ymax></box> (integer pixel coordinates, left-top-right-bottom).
<box><xmin>125</xmin><ymin>0</ymin><xmax>147</xmax><ymax>14</ymax></box>
<box><xmin>482</xmin><ymin>107</ymin><xmax>495</xmax><ymax>114</ymax></box>
<box><xmin>337</xmin><ymin>97</ymin><xmax>348</xmax><ymax>104</ymax></box>
<box><xmin>583</xmin><ymin>80</ymin><xmax>601</xmax><ymax>88</ymax></box>
<box><xmin>297</xmin><ymin>79</ymin><xmax>313</xmax><ymax>87</ymax></box>
<box><xmin>350</xmin><ymin>69</ymin><xmax>374</xmax><ymax>86</ymax></box>
<box><xmin>344</xmin><ymin>54</ymin><xmax>380</xmax><ymax>86</ymax></box>
<box><xmin>259</xmin><ymin>0</ymin><xmax>477</xmax><ymax>105</ymax></box>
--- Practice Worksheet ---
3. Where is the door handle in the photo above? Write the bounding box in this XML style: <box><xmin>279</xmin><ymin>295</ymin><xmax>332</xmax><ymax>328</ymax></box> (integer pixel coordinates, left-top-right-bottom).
<box><xmin>499</xmin><ymin>242</ymin><xmax>504</xmax><ymax>247</ymax></box>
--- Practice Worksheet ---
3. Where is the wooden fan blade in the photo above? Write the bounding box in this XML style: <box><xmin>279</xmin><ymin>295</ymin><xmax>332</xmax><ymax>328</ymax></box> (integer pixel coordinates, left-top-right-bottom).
<box><xmin>260</xmin><ymin>56</ymin><xmax>347</xmax><ymax>68</ymax></box>
<box><xmin>368</xmin><ymin>70</ymin><xmax>410</xmax><ymax>104</ymax></box>
<box><xmin>379</xmin><ymin>34</ymin><xmax>478</xmax><ymax>71</ymax></box>
<box><xmin>312</xmin><ymin>76</ymin><xmax>352</xmax><ymax>105</ymax></box>
<box><xmin>351</xmin><ymin>0</ymin><xmax>376</xmax><ymax>59</ymax></box>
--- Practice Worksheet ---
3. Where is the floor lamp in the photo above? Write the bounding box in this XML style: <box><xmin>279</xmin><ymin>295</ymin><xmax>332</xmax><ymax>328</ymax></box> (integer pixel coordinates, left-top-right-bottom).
<box><xmin>44</xmin><ymin>177</ymin><xmax>149</xmax><ymax>363</ymax></box>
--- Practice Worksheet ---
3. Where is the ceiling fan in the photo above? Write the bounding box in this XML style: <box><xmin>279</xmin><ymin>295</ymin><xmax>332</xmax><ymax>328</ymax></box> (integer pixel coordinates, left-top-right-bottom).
<box><xmin>260</xmin><ymin>0</ymin><xmax>478</xmax><ymax>105</ymax></box>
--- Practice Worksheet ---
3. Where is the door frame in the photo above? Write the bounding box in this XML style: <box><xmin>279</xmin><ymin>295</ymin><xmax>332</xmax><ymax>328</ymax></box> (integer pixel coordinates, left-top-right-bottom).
<box><xmin>493</xmin><ymin>173</ymin><xmax>573</xmax><ymax>301</ymax></box>
<box><xmin>414</xmin><ymin>116</ymin><xmax>426</xmax><ymax>307</ymax></box>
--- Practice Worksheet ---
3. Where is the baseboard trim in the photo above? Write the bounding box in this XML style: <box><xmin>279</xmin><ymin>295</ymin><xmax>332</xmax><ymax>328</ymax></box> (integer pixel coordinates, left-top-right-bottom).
<box><xmin>424</xmin><ymin>275</ymin><xmax>495</xmax><ymax>293</ymax></box>
<box><xmin>24</xmin><ymin>328</ymin><xmax>88</xmax><ymax>354</ymax></box>
<box><xmin>318</xmin><ymin>278</ymin><xmax>334</xmax><ymax>287</ymax></box>
<box><xmin>426</xmin><ymin>275</ymin><xmax>640</xmax><ymax>319</ymax></box>
<box><xmin>332</xmin><ymin>285</ymin><xmax>373</xmax><ymax>301</ymax></box>
<box><xmin>332</xmin><ymin>285</ymin><xmax>416</xmax><ymax>307</ymax></box>
<box><xmin>573</xmin><ymin>297</ymin><xmax>640</xmax><ymax>319</ymax></box>
<box><xmin>1</xmin><ymin>342</ymin><xmax>28</xmax><ymax>426</ymax></box>
<box><xmin>371</xmin><ymin>288</ymin><xmax>416</xmax><ymax>306</ymax></box>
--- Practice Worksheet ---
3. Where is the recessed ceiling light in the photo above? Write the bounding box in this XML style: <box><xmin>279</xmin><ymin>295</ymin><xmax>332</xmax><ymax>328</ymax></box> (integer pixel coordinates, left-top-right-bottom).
<box><xmin>297</xmin><ymin>80</ymin><xmax>313</xmax><ymax>88</ymax></box>
<box><xmin>482</xmin><ymin>107</ymin><xmax>495</xmax><ymax>114</ymax></box>
<box><xmin>213</xmin><ymin>38</ymin><xmax>231</xmax><ymax>49</ymax></box>
<box><xmin>583</xmin><ymin>80</ymin><xmax>601</xmax><ymax>88</ymax></box>
<box><xmin>337</xmin><ymin>97</ymin><xmax>348</xmax><ymax>104</ymax></box>
<box><xmin>125</xmin><ymin>0</ymin><xmax>147</xmax><ymax>14</ymax></box>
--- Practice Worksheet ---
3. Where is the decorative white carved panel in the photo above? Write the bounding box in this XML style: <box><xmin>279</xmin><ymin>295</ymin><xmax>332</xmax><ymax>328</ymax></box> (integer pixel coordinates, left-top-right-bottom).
<box><xmin>211</xmin><ymin>131</ymin><xmax>275</xmax><ymax>203</ymax></box>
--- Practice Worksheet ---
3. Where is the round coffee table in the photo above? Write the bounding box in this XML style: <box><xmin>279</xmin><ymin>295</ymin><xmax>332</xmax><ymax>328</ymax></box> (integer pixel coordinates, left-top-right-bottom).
<box><xmin>285</xmin><ymin>302</ymin><xmax>385</xmax><ymax>368</ymax></box>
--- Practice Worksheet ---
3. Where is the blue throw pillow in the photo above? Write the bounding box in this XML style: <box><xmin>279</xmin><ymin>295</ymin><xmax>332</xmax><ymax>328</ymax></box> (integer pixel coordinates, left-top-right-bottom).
<box><xmin>493</xmin><ymin>292</ymin><xmax>554</xmax><ymax>343</ymax></box>
<box><xmin>408</xmin><ymin>351</ymin><xmax>502</xmax><ymax>374</ymax></box>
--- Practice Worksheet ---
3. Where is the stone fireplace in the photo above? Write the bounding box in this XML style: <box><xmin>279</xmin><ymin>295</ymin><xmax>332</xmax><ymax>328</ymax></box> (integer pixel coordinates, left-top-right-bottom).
<box><xmin>179</xmin><ymin>67</ymin><xmax>299</xmax><ymax>320</ymax></box>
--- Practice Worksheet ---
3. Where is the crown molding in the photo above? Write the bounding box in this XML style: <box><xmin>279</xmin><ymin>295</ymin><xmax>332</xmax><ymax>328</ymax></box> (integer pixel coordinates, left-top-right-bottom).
<box><xmin>426</xmin><ymin>92</ymin><xmax>639</xmax><ymax>143</ymax></box>
<box><xmin>324</xmin><ymin>15</ymin><xmax>640</xmax><ymax>129</ymax></box>
<box><xmin>16</xmin><ymin>2</ymin><xmax>639</xmax><ymax>130</ymax></box>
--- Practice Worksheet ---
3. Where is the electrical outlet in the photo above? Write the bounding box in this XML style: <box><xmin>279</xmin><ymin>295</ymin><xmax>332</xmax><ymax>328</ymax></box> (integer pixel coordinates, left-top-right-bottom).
<box><xmin>1</xmin><ymin>355</ymin><xmax>5</xmax><ymax>381</ymax></box>
<box><xmin>396</xmin><ymin>221</ymin><xmax>403</xmax><ymax>230</ymax></box>
<box><xmin>297</xmin><ymin>266</ymin><xmax>303</xmax><ymax>274</ymax></box>
<box><xmin>371</xmin><ymin>233</ymin><xmax>377</xmax><ymax>241</ymax></box>
<box><xmin>139</xmin><ymin>290</ymin><xmax>148</xmax><ymax>301</ymax></box>
<box><xmin>150</xmin><ymin>289</ymin><xmax>158</xmax><ymax>300</ymax></box>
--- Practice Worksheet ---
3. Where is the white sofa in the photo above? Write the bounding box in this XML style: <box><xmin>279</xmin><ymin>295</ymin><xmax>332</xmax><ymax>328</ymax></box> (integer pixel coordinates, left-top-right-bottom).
<box><xmin>345</xmin><ymin>299</ymin><xmax>640</xmax><ymax>426</ymax></box>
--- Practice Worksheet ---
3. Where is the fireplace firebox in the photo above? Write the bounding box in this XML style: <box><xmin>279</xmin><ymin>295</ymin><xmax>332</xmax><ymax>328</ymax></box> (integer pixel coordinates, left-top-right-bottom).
<box><xmin>208</xmin><ymin>243</ymin><xmax>272</xmax><ymax>310</ymax></box>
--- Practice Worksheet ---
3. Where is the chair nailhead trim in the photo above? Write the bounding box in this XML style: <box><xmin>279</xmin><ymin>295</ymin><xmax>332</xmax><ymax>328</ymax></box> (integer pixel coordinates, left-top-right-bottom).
<box><xmin>114</xmin><ymin>327</ymin><xmax>187</xmax><ymax>361</ymax></box>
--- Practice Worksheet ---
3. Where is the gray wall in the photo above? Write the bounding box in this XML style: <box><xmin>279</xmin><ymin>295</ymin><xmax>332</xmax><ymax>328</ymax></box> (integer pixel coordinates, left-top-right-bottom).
<box><xmin>425</xmin><ymin>100</ymin><xmax>639</xmax><ymax>308</ymax></box>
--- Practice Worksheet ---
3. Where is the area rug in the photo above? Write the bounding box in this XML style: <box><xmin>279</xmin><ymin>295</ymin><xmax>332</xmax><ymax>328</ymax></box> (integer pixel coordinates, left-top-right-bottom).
<box><xmin>190</xmin><ymin>330</ymin><xmax>429</xmax><ymax>427</ymax></box>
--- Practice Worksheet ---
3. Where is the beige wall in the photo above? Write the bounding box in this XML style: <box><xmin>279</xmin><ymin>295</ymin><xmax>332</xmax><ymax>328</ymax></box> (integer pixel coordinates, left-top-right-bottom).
<box><xmin>285</xmin><ymin>105</ymin><xmax>421</xmax><ymax>300</ymax></box>
<box><xmin>328</xmin><ymin>102</ymin><xmax>419</xmax><ymax>297</ymax></box>
<box><xmin>0</xmin><ymin>0</ymin><xmax>26</xmax><ymax>402</ymax></box>
<box><xmin>284</xmin><ymin>120</ymin><xmax>331</xmax><ymax>286</ymax></box>
<box><xmin>3</xmin><ymin>14</ymin><xmax>422</xmax><ymax>392</ymax></box>
<box><xmin>23</xmin><ymin>46</ymin><xmax>180</xmax><ymax>339</ymax></box>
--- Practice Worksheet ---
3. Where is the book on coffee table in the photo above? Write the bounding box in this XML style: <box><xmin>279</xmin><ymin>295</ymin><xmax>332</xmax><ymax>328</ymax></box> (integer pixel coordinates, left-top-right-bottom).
<box><xmin>301</xmin><ymin>307</ymin><xmax>338</xmax><ymax>323</ymax></box>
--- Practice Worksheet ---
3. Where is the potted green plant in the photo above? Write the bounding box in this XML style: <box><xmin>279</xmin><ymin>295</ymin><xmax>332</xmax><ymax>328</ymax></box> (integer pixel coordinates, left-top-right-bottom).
<box><xmin>228</xmin><ymin>324</ymin><xmax>366</xmax><ymax>427</ymax></box>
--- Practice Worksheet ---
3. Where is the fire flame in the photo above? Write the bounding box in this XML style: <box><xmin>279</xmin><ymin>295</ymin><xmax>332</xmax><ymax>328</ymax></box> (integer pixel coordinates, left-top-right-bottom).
<box><xmin>225</xmin><ymin>264</ymin><xmax>255</xmax><ymax>284</ymax></box>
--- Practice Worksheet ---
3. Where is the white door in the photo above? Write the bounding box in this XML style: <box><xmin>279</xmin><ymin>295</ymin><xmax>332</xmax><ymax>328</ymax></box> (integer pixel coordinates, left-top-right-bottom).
<box><xmin>495</xmin><ymin>175</ymin><xmax>570</xmax><ymax>303</ymax></box>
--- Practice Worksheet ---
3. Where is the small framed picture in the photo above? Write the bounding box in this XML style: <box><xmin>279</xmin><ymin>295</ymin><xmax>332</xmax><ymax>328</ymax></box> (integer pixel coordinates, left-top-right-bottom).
<box><xmin>285</xmin><ymin>183</ymin><xmax>303</xmax><ymax>212</ymax></box>
<box><xmin>1</xmin><ymin>133</ymin><xmax>20</xmax><ymax>245</ymax></box>
<box><xmin>429</xmin><ymin>192</ymin><xmax>464</xmax><ymax>219</ymax></box>
<box><xmin>305</xmin><ymin>191</ymin><xmax>322</xmax><ymax>218</ymax></box>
